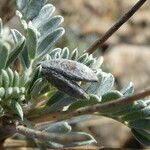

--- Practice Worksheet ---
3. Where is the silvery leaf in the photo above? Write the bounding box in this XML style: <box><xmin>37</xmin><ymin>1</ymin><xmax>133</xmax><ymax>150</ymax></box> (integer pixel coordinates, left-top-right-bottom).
<box><xmin>32</xmin><ymin>4</ymin><xmax>55</xmax><ymax>28</ymax></box>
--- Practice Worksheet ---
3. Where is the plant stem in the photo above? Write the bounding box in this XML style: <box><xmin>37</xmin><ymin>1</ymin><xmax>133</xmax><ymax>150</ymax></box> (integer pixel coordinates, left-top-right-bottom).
<box><xmin>29</xmin><ymin>87</ymin><xmax>150</xmax><ymax>124</ymax></box>
<box><xmin>15</xmin><ymin>125</ymin><xmax>91</xmax><ymax>144</ymax></box>
<box><xmin>86</xmin><ymin>0</ymin><xmax>147</xmax><ymax>54</ymax></box>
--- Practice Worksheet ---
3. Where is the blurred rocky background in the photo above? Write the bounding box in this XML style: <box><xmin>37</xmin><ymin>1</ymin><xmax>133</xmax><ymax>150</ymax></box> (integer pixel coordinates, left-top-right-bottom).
<box><xmin>0</xmin><ymin>0</ymin><xmax>150</xmax><ymax>149</ymax></box>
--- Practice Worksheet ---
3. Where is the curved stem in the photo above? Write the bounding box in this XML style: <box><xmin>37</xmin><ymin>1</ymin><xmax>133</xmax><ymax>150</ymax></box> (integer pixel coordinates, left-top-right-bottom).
<box><xmin>15</xmin><ymin>125</ymin><xmax>91</xmax><ymax>144</ymax></box>
<box><xmin>29</xmin><ymin>87</ymin><xmax>150</xmax><ymax>124</ymax></box>
<box><xmin>86</xmin><ymin>0</ymin><xmax>147</xmax><ymax>54</ymax></box>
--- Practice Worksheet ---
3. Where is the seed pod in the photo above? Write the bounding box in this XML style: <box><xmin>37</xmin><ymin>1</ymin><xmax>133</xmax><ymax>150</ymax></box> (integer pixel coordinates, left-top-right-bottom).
<box><xmin>41</xmin><ymin>59</ymin><xmax>98</xmax><ymax>82</ymax></box>
<box><xmin>43</xmin><ymin>69</ymin><xmax>89</xmax><ymax>99</ymax></box>
<box><xmin>40</xmin><ymin>59</ymin><xmax>98</xmax><ymax>99</ymax></box>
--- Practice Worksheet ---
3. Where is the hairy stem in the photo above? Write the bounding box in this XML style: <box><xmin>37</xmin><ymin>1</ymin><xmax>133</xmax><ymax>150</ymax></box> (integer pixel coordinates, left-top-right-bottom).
<box><xmin>29</xmin><ymin>88</ymin><xmax>150</xmax><ymax>124</ymax></box>
<box><xmin>86</xmin><ymin>0</ymin><xmax>147</xmax><ymax>54</ymax></box>
<box><xmin>15</xmin><ymin>125</ymin><xmax>91</xmax><ymax>144</ymax></box>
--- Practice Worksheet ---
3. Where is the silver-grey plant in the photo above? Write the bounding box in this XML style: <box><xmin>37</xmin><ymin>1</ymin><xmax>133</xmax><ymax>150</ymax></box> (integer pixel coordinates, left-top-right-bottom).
<box><xmin>0</xmin><ymin>0</ymin><xmax>149</xmax><ymax>148</ymax></box>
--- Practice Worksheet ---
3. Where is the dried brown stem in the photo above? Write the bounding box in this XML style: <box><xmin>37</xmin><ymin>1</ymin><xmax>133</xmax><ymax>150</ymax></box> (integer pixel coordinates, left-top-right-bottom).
<box><xmin>30</xmin><ymin>88</ymin><xmax>150</xmax><ymax>124</ymax></box>
<box><xmin>86</xmin><ymin>0</ymin><xmax>147</xmax><ymax>54</ymax></box>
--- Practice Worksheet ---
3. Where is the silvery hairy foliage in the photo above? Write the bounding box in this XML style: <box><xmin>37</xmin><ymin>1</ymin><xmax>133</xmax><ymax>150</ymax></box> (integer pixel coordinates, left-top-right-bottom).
<box><xmin>0</xmin><ymin>0</ymin><xmax>149</xmax><ymax>148</ymax></box>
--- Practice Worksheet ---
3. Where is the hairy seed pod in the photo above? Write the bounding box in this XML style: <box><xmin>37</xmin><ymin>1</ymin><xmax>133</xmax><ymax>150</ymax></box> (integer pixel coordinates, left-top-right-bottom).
<box><xmin>43</xmin><ymin>69</ymin><xmax>89</xmax><ymax>99</ymax></box>
<box><xmin>40</xmin><ymin>59</ymin><xmax>98</xmax><ymax>99</ymax></box>
<box><xmin>41</xmin><ymin>59</ymin><xmax>98</xmax><ymax>82</ymax></box>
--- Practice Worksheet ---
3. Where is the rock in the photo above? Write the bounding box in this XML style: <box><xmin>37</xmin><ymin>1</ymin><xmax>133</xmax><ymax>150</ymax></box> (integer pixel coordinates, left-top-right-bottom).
<box><xmin>71</xmin><ymin>116</ymin><xmax>132</xmax><ymax>147</ymax></box>
<box><xmin>104</xmin><ymin>44</ymin><xmax>150</xmax><ymax>91</ymax></box>
<box><xmin>56</xmin><ymin>0</ymin><xmax>120</xmax><ymax>34</ymax></box>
